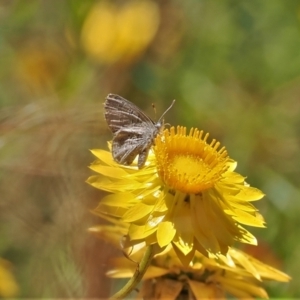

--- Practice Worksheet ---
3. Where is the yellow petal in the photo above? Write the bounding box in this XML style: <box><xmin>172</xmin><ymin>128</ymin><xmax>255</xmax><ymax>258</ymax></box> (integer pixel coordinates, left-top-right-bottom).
<box><xmin>188</xmin><ymin>279</ymin><xmax>224</xmax><ymax>300</ymax></box>
<box><xmin>157</xmin><ymin>221</ymin><xmax>176</xmax><ymax>247</ymax></box>
<box><xmin>229</xmin><ymin>210</ymin><xmax>266</xmax><ymax>227</ymax></box>
<box><xmin>153</xmin><ymin>278</ymin><xmax>183</xmax><ymax>300</ymax></box>
<box><xmin>172</xmin><ymin>243</ymin><xmax>195</xmax><ymax>266</ymax></box>
<box><xmin>224</xmin><ymin>171</ymin><xmax>246</xmax><ymax>183</ymax></box>
<box><xmin>223</xmin><ymin>283</ymin><xmax>264</xmax><ymax>299</ymax></box>
<box><xmin>143</xmin><ymin>266</ymin><xmax>170</xmax><ymax>280</ymax></box>
<box><xmin>237</xmin><ymin>186</ymin><xmax>265</xmax><ymax>201</ymax></box>
<box><xmin>226</xmin><ymin>160</ymin><xmax>237</xmax><ymax>171</ymax></box>
<box><xmin>238</xmin><ymin>251</ymin><xmax>291</xmax><ymax>282</ymax></box>
<box><xmin>236</xmin><ymin>226</ymin><xmax>258</xmax><ymax>245</ymax></box>
<box><xmin>228</xmin><ymin>249</ymin><xmax>262</xmax><ymax>281</ymax></box>
<box><xmin>129</xmin><ymin>223</ymin><xmax>157</xmax><ymax>240</ymax></box>
<box><xmin>93</xmin><ymin>202</ymin><xmax>126</xmax><ymax>218</ymax></box>
<box><xmin>87</xmin><ymin>175</ymin><xmax>142</xmax><ymax>192</ymax></box>
<box><xmin>100</xmin><ymin>192</ymin><xmax>137</xmax><ymax>207</ymax></box>
<box><xmin>225</xmin><ymin>199</ymin><xmax>257</xmax><ymax>212</ymax></box>
<box><xmin>172</xmin><ymin>234</ymin><xmax>194</xmax><ymax>256</ymax></box>
<box><xmin>218</xmin><ymin>276</ymin><xmax>269</xmax><ymax>299</ymax></box>
<box><xmin>90</xmin><ymin>149</ymin><xmax>113</xmax><ymax>162</ymax></box>
<box><xmin>107</xmin><ymin>268</ymin><xmax>134</xmax><ymax>278</ymax></box>
<box><xmin>191</xmin><ymin>195</ymin><xmax>221</xmax><ymax>253</ymax></box>
<box><xmin>172</xmin><ymin>197</ymin><xmax>194</xmax><ymax>247</ymax></box>
<box><xmin>89</xmin><ymin>164</ymin><xmax>129</xmax><ymax>178</ymax></box>
<box><xmin>88</xmin><ymin>225</ymin><xmax>127</xmax><ymax>248</ymax></box>
<box><xmin>123</xmin><ymin>202</ymin><xmax>153</xmax><ymax>222</ymax></box>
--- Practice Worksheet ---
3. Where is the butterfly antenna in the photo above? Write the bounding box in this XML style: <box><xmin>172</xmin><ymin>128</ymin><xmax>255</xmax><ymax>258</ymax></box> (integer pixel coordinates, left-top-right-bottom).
<box><xmin>152</xmin><ymin>103</ymin><xmax>157</xmax><ymax>118</ymax></box>
<box><xmin>158</xmin><ymin>99</ymin><xmax>175</xmax><ymax>122</ymax></box>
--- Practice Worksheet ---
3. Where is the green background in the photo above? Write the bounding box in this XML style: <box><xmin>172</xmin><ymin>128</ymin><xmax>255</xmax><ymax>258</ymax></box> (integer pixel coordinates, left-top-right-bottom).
<box><xmin>0</xmin><ymin>1</ymin><xmax>299</xmax><ymax>298</ymax></box>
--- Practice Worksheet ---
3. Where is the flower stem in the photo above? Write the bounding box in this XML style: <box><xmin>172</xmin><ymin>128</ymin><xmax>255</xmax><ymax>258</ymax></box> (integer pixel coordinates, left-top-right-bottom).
<box><xmin>109</xmin><ymin>244</ymin><xmax>155</xmax><ymax>300</ymax></box>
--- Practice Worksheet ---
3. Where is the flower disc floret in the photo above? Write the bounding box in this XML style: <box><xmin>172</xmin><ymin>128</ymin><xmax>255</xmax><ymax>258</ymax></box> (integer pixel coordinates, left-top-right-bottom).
<box><xmin>154</xmin><ymin>126</ymin><xmax>229</xmax><ymax>194</ymax></box>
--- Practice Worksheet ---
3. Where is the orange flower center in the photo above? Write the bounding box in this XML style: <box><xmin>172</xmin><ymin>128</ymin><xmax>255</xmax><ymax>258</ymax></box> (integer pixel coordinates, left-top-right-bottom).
<box><xmin>154</xmin><ymin>126</ymin><xmax>229</xmax><ymax>194</ymax></box>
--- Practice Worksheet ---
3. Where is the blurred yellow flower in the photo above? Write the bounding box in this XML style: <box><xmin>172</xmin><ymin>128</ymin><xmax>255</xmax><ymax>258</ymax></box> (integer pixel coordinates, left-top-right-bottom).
<box><xmin>90</xmin><ymin>225</ymin><xmax>290</xmax><ymax>300</ymax></box>
<box><xmin>116</xmin><ymin>247</ymin><xmax>290</xmax><ymax>299</ymax></box>
<box><xmin>87</xmin><ymin>126</ymin><xmax>265</xmax><ymax>265</ymax></box>
<box><xmin>81</xmin><ymin>1</ymin><xmax>160</xmax><ymax>64</ymax></box>
<box><xmin>0</xmin><ymin>258</ymin><xmax>19</xmax><ymax>298</ymax></box>
<box><xmin>15</xmin><ymin>40</ymin><xmax>66</xmax><ymax>93</ymax></box>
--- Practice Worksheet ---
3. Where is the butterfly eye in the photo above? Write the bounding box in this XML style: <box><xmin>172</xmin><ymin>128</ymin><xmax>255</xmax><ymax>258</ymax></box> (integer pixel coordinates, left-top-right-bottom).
<box><xmin>155</xmin><ymin>122</ymin><xmax>162</xmax><ymax>129</ymax></box>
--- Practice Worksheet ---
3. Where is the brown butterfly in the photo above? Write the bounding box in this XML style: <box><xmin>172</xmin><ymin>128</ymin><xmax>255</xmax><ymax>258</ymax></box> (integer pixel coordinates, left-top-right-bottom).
<box><xmin>104</xmin><ymin>94</ymin><xmax>175</xmax><ymax>169</ymax></box>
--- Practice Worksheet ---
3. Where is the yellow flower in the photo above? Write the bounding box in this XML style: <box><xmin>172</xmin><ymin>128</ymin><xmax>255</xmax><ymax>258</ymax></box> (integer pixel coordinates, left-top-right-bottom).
<box><xmin>0</xmin><ymin>258</ymin><xmax>19</xmax><ymax>298</ymax></box>
<box><xmin>81</xmin><ymin>1</ymin><xmax>160</xmax><ymax>64</ymax></box>
<box><xmin>111</xmin><ymin>247</ymin><xmax>290</xmax><ymax>299</ymax></box>
<box><xmin>90</xmin><ymin>225</ymin><xmax>290</xmax><ymax>300</ymax></box>
<box><xmin>15</xmin><ymin>40</ymin><xmax>66</xmax><ymax>92</ymax></box>
<box><xmin>87</xmin><ymin>126</ymin><xmax>265</xmax><ymax>264</ymax></box>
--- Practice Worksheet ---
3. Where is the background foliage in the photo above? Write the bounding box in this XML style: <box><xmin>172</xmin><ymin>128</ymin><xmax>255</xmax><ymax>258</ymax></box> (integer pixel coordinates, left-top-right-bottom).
<box><xmin>1</xmin><ymin>0</ymin><xmax>299</xmax><ymax>297</ymax></box>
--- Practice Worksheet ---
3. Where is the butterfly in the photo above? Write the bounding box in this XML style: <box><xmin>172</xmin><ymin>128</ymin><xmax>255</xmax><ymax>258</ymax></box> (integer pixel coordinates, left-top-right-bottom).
<box><xmin>104</xmin><ymin>94</ymin><xmax>175</xmax><ymax>169</ymax></box>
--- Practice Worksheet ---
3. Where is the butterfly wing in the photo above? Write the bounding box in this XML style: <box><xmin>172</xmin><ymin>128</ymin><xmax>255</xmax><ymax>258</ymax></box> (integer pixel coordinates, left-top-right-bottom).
<box><xmin>104</xmin><ymin>94</ymin><xmax>155</xmax><ymax>134</ymax></box>
<box><xmin>104</xmin><ymin>94</ymin><xmax>158</xmax><ymax>168</ymax></box>
<box><xmin>111</xmin><ymin>128</ymin><xmax>152</xmax><ymax>167</ymax></box>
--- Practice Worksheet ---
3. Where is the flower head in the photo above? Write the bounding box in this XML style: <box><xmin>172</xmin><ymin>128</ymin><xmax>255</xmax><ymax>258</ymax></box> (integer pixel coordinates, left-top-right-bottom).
<box><xmin>87</xmin><ymin>126</ymin><xmax>265</xmax><ymax>264</ymax></box>
<box><xmin>109</xmin><ymin>246</ymin><xmax>290</xmax><ymax>299</ymax></box>
<box><xmin>0</xmin><ymin>258</ymin><xmax>19</xmax><ymax>298</ymax></box>
<box><xmin>81</xmin><ymin>1</ymin><xmax>160</xmax><ymax>64</ymax></box>
<box><xmin>90</xmin><ymin>224</ymin><xmax>290</xmax><ymax>300</ymax></box>
<box><xmin>155</xmin><ymin>126</ymin><xmax>229</xmax><ymax>193</ymax></box>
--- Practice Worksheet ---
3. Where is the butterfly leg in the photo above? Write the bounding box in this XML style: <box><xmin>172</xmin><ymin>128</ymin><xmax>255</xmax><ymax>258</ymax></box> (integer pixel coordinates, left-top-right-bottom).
<box><xmin>137</xmin><ymin>148</ymin><xmax>151</xmax><ymax>169</ymax></box>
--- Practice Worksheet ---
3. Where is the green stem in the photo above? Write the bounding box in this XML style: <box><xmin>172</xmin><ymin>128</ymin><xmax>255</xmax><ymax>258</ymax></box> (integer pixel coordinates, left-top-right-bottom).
<box><xmin>109</xmin><ymin>244</ymin><xmax>155</xmax><ymax>300</ymax></box>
